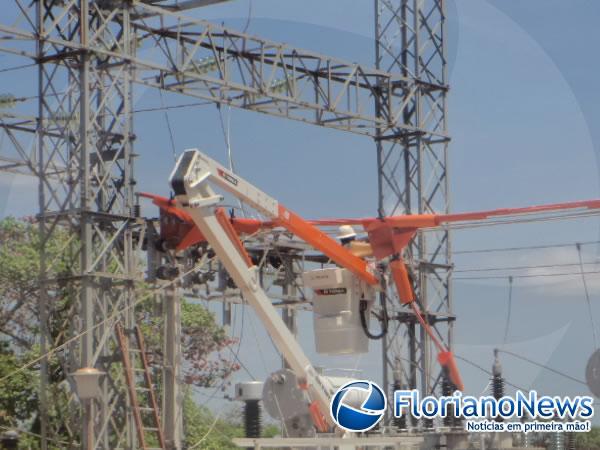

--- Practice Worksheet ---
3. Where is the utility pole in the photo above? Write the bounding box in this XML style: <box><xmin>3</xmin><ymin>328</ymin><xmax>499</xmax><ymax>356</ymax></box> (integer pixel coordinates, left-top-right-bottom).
<box><xmin>163</xmin><ymin>285</ymin><xmax>183</xmax><ymax>450</ymax></box>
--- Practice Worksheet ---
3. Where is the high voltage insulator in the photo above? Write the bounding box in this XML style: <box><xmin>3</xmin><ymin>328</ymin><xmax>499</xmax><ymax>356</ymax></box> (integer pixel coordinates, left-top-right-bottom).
<box><xmin>441</xmin><ymin>374</ymin><xmax>462</xmax><ymax>427</ymax></box>
<box><xmin>565</xmin><ymin>432</ymin><xmax>576</xmax><ymax>450</ymax></box>
<box><xmin>0</xmin><ymin>94</ymin><xmax>16</xmax><ymax>108</ymax></box>
<box><xmin>549</xmin><ymin>429</ymin><xmax>565</xmax><ymax>450</ymax></box>
<box><xmin>491</xmin><ymin>349</ymin><xmax>505</xmax><ymax>422</ymax></box>
<box><xmin>269</xmin><ymin>79</ymin><xmax>288</xmax><ymax>94</ymax></box>
<box><xmin>193</xmin><ymin>57</ymin><xmax>218</xmax><ymax>75</ymax></box>
<box><xmin>244</xmin><ymin>400</ymin><xmax>261</xmax><ymax>438</ymax></box>
<box><xmin>236</xmin><ymin>381</ymin><xmax>264</xmax><ymax>442</ymax></box>
<box><xmin>393</xmin><ymin>380</ymin><xmax>407</xmax><ymax>431</ymax></box>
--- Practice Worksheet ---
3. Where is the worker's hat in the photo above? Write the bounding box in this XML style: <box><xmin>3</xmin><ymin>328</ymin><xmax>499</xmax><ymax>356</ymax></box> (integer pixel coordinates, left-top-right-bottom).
<box><xmin>337</xmin><ymin>225</ymin><xmax>357</xmax><ymax>240</ymax></box>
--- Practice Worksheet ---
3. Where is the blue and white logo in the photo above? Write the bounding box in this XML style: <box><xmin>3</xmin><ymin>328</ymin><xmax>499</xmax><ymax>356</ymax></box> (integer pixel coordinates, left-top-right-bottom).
<box><xmin>330</xmin><ymin>380</ymin><xmax>387</xmax><ymax>432</ymax></box>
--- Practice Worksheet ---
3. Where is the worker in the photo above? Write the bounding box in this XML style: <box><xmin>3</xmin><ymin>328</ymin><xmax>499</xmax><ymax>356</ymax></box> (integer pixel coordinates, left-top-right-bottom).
<box><xmin>337</xmin><ymin>225</ymin><xmax>357</xmax><ymax>246</ymax></box>
<box><xmin>337</xmin><ymin>225</ymin><xmax>373</xmax><ymax>258</ymax></box>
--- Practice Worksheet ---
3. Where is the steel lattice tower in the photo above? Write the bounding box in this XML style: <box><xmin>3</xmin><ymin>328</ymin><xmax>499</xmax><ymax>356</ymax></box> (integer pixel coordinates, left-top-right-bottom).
<box><xmin>374</xmin><ymin>0</ymin><xmax>453</xmax><ymax>414</ymax></box>
<box><xmin>0</xmin><ymin>0</ymin><xmax>452</xmax><ymax>446</ymax></box>
<box><xmin>36</xmin><ymin>2</ymin><xmax>139</xmax><ymax>447</ymax></box>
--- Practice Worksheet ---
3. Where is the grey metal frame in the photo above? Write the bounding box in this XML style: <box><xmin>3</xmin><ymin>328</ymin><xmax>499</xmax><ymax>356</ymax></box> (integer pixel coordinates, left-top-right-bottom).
<box><xmin>0</xmin><ymin>0</ymin><xmax>452</xmax><ymax>445</ymax></box>
<box><xmin>375</xmin><ymin>0</ymin><xmax>453</xmax><ymax>424</ymax></box>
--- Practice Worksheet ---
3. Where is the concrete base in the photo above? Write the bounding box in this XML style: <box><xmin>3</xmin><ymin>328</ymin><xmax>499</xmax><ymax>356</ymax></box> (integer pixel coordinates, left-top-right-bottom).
<box><xmin>445</xmin><ymin>430</ymin><xmax>470</xmax><ymax>450</ymax></box>
<box><xmin>489</xmin><ymin>432</ymin><xmax>513</xmax><ymax>449</ymax></box>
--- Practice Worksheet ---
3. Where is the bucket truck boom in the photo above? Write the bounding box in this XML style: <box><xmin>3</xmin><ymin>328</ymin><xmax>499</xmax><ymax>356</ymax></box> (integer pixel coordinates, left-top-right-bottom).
<box><xmin>169</xmin><ymin>149</ymin><xmax>336</xmax><ymax>430</ymax></box>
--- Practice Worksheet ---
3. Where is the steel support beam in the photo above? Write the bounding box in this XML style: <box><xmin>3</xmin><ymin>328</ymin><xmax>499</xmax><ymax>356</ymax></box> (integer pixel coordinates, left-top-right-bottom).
<box><xmin>34</xmin><ymin>1</ymin><xmax>141</xmax><ymax>447</ymax></box>
<box><xmin>163</xmin><ymin>285</ymin><xmax>183</xmax><ymax>450</ymax></box>
<box><xmin>0</xmin><ymin>0</ymin><xmax>447</xmax><ymax>147</ymax></box>
<box><xmin>374</xmin><ymin>0</ymin><xmax>452</xmax><ymax>428</ymax></box>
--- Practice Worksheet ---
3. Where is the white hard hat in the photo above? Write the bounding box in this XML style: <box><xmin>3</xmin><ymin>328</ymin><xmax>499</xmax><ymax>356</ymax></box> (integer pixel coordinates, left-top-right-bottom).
<box><xmin>338</xmin><ymin>225</ymin><xmax>357</xmax><ymax>240</ymax></box>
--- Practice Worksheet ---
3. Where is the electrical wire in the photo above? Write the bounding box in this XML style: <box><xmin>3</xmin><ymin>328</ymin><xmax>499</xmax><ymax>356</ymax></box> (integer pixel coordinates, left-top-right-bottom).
<box><xmin>241</xmin><ymin>0</ymin><xmax>253</xmax><ymax>33</ymax></box>
<box><xmin>0</xmin><ymin>257</ymin><xmax>212</xmax><ymax>385</ymax></box>
<box><xmin>454</xmin><ymin>269</ymin><xmax>600</xmax><ymax>281</ymax></box>
<box><xmin>453</xmin><ymin>354</ymin><xmax>528</xmax><ymax>392</ymax></box>
<box><xmin>0</xmin><ymin>62</ymin><xmax>37</xmax><ymax>74</ymax></box>
<box><xmin>432</xmin><ymin>209</ymin><xmax>600</xmax><ymax>231</ymax></box>
<box><xmin>359</xmin><ymin>290</ymin><xmax>388</xmax><ymax>340</ymax></box>
<box><xmin>454</xmin><ymin>260</ymin><xmax>599</xmax><ymax>274</ymax></box>
<box><xmin>496</xmin><ymin>349</ymin><xmax>587</xmax><ymax>386</ymax></box>
<box><xmin>6</xmin><ymin>89</ymin><xmax>214</xmax><ymax>115</ymax></box>
<box><xmin>133</xmin><ymin>100</ymin><xmax>214</xmax><ymax>114</ymax></box>
<box><xmin>216</xmin><ymin>103</ymin><xmax>247</xmax><ymax>217</ymax></box>
<box><xmin>0</xmin><ymin>230</ymin><xmax>265</xmax><ymax>386</ymax></box>
<box><xmin>0</xmin><ymin>424</ymin><xmax>74</xmax><ymax>447</ymax></box>
<box><xmin>448</xmin><ymin>239</ymin><xmax>600</xmax><ymax>255</ymax></box>
<box><xmin>159</xmin><ymin>88</ymin><xmax>178</xmax><ymax>162</ymax></box>
<box><xmin>187</xmin><ymin>409</ymin><xmax>224</xmax><ymax>449</ymax></box>
<box><xmin>576</xmin><ymin>243</ymin><xmax>599</xmax><ymax>349</ymax></box>
<box><xmin>502</xmin><ymin>276</ymin><xmax>513</xmax><ymax>345</ymax></box>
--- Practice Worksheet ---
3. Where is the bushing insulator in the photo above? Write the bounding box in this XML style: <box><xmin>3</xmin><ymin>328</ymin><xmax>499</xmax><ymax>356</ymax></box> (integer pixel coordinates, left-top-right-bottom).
<box><xmin>244</xmin><ymin>400</ymin><xmax>261</xmax><ymax>438</ymax></box>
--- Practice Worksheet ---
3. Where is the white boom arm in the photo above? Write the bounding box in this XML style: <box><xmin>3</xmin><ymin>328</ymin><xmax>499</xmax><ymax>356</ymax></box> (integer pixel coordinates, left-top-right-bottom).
<box><xmin>169</xmin><ymin>149</ymin><xmax>334</xmax><ymax>428</ymax></box>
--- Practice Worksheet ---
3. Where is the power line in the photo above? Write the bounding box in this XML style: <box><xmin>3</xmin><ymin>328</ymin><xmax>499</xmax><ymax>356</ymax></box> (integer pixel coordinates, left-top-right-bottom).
<box><xmin>4</xmin><ymin>91</ymin><xmax>214</xmax><ymax>114</ymax></box>
<box><xmin>503</xmin><ymin>276</ymin><xmax>513</xmax><ymax>345</ymax></box>
<box><xmin>454</xmin><ymin>354</ymin><xmax>528</xmax><ymax>392</ymax></box>
<box><xmin>496</xmin><ymin>349</ymin><xmax>586</xmax><ymax>386</ymax></box>
<box><xmin>0</xmin><ymin>230</ymin><xmax>265</xmax><ymax>386</ymax></box>
<box><xmin>437</xmin><ymin>210</ymin><xmax>600</xmax><ymax>230</ymax></box>
<box><xmin>159</xmin><ymin>89</ymin><xmax>178</xmax><ymax>162</ymax></box>
<box><xmin>0</xmin><ymin>62</ymin><xmax>36</xmax><ymax>74</ymax></box>
<box><xmin>577</xmin><ymin>243</ymin><xmax>599</xmax><ymax>349</ymax></box>
<box><xmin>454</xmin><ymin>269</ymin><xmax>600</xmax><ymax>281</ymax></box>
<box><xmin>449</xmin><ymin>239</ymin><xmax>600</xmax><ymax>255</ymax></box>
<box><xmin>0</xmin><ymin>256</ymin><xmax>212</xmax><ymax>385</ymax></box>
<box><xmin>454</xmin><ymin>260</ymin><xmax>599</xmax><ymax>273</ymax></box>
<box><xmin>241</xmin><ymin>0</ymin><xmax>253</xmax><ymax>33</ymax></box>
<box><xmin>133</xmin><ymin>100</ymin><xmax>214</xmax><ymax>114</ymax></box>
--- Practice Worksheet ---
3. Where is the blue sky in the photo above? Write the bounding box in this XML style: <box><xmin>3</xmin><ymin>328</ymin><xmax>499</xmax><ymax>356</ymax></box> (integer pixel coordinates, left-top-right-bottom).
<box><xmin>2</xmin><ymin>0</ymin><xmax>600</xmax><ymax>417</ymax></box>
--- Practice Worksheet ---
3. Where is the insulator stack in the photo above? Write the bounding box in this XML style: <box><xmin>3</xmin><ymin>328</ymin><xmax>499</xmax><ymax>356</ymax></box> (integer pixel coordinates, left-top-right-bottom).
<box><xmin>565</xmin><ymin>432</ymin><xmax>576</xmax><ymax>450</ymax></box>
<box><xmin>423</xmin><ymin>417</ymin><xmax>434</xmax><ymax>429</ymax></box>
<box><xmin>491</xmin><ymin>349</ymin><xmax>504</xmax><ymax>422</ymax></box>
<box><xmin>441</xmin><ymin>376</ymin><xmax>454</xmax><ymax>427</ymax></box>
<box><xmin>492</xmin><ymin>374</ymin><xmax>504</xmax><ymax>400</ymax></box>
<box><xmin>549</xmin><ymin>430</ymin><xmax>565</xmax><ymax>450</ymax></box>
<box><xmin>235</xmin><ymin>381</ymin><xmax>264</xmax><ymax>444</ymax></box>
<box><xmin>441</xmin><ymin>375</ymin><xmax>462</xmax><ymax>427</ymax></box>
<box><xmin>244</xmin><ymin>400</ymin><xmax>261</xmax><ymax>438</ymax></box>
<box><xmin>393</xmin><ymin>381</ymin><xmax>407</xmax><ymax>431</ymax></box>
<box><xmin>520</xmin><ymin>413</ymin><xmax>530</xmax><ymax>447</ymax></box>
<box><xmin>0</xmin><ymin>430</ymin><xmax>19</xmax><ymax>450</ymax></box>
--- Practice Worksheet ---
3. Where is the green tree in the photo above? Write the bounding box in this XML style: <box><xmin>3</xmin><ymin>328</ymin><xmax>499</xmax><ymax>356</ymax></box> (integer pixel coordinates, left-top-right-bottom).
<box><xmin>181</xmin><ymin>390</ymin><xmax>280</xmax><ymax>449</ymax></box>
<box><xmin>182</xmin><ymin>391</ymin><xmax>244</xmax><ymax>450</ymax></box>
<box><xmin>0</xmin><ymin>342</ymin><xmax>37</xmax><ymax>427</ymax></box>
<box><xmin>576</xmin><ymin>426</ymin><xmax>600</xmax><ymax>449</ymax></box>
<box><xmin>0</xmin><ymin>217</ymin><xmax>242</xmax><ymax>448</ymax></box>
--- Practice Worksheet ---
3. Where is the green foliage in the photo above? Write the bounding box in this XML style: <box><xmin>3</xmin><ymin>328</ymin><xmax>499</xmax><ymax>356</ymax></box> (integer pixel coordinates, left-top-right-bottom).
<box><xmin>182</xmin><ymin>390</ymin><xmax>243</xmax><ymax>450</ymax></box>
<box><xmin>0</xmin><ymin>342</ymin><xmax>38</xmax><ymax>427</ymax></box>
<box><xmin>181</xmin><ymin>300</ymin><xmax>226</xmax><ymax>342</ymax></box>
<box><xmin>0</xmin><ymin>217</ymin><xmax>73</xmax><ymax>348</ymax></box>
<box><xmin>262</xmin><ymin>423</ymin><xmax>280</xmax><ymax>438</ymax></box>
<box><xmin>576</xmin><ymin>426</ymin><xmax>600</xmax><ymax>449</ymax></box>
<box><xmin>180</xmin><ymin>300</ymin><xmax>239</xmax><ymax>388</ymax></box>
<box><xmin>0</xmin><ymin>217</ymin><xmax>243</xmax><ymax>447</ymax></box>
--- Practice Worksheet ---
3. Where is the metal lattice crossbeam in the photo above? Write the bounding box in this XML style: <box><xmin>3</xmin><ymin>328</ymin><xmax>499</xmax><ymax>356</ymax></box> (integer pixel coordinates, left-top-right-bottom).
<box><xmin>0</xmin><ymin>1</ymin><xmax>449</xmax><ymax>139</ymax></box>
